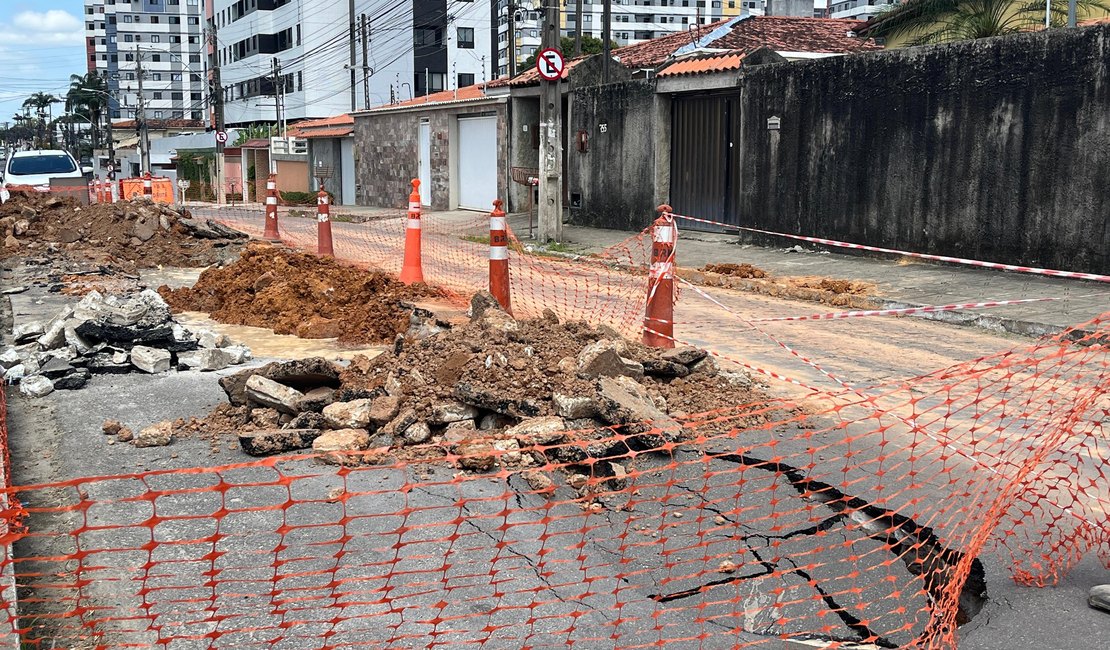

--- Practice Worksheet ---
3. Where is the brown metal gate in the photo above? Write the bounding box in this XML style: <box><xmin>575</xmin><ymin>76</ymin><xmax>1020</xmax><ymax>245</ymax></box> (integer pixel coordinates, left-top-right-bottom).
<box><xmin>669</xmin><ymin>93</ymin><xmax>740</xmax><ymax>232</ymax></box>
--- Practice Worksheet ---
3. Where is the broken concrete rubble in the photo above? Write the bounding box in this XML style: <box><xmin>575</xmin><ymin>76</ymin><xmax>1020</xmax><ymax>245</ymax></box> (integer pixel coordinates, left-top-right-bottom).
<box><xmin>313</xmin><ymin>429</ymin><xmax>371</xmax><ymax>465</ymax></box>
<box><xmin>3</xmin><ymin>289</ymin><xmax>251</xmax><ymax>397</ymax></box>
<box><xmin>245</xmin><ymin>375</ymin><xmax>305</xmax><ymax>414</ymax></box>
<box><xmin>133</xmin><ymin>421</ymin><xmax>173</xmax><ymax>447</ymax></box>
<box><xmin>322</xmin><ymin>399</ymin><xmax>376</xmax><ymax>430</ymax></box>
<box><xmin>239</xmin><ymin>428</ymin><xmax>323</xmax><ymax>456</ymax></box>
<box><xmin>177</xmin><ymin>348</ymin><xmax>235</xmax><ymax>372</ymax></box>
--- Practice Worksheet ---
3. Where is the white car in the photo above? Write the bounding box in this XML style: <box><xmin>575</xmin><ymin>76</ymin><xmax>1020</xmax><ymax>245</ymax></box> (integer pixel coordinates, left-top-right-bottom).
<box><xmin>0</xmin><ymin>150</ymin><xmax>92</xmax><ymax>203</ymax></box>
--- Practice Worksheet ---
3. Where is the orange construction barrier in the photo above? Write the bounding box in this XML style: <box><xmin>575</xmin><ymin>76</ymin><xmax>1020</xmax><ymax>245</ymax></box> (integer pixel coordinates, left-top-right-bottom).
<box><xmin>316</xmin><ymin>188</ymin><xmax>333</xmax><ymax>257</ymax></box>
<box><xmin>488</xmin><ymin>198</ymin><xmax>511</xmax><ymax>314</ymax></box>
<box><xmin>118</xmin><ymin>176</ymin><xmax>173</xmax><ymax>204</ymax></box>
<box><xmin>262</xmin><ymin>174</ymin><xmax>280</xmax><ymax>241</ymax></box>
<box><xmin>399</xmin><ymin>179</ymin><xmax>424</xmax><ymax>284</ymax></box>
<box><xmin>643</xmin><ymin>204</ymin><xmax>676</xmax><ymax>348</ymax></box>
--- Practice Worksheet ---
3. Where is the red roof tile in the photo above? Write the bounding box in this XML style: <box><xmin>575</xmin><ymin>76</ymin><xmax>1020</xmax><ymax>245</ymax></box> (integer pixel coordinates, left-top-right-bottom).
<box><xmin>657</xmin><ymin>51</ymin><xmax>747</xmax><ymax>77</ymax></box>
<box><xmin>1079</xmin><ymin>17</ymin><xmax>1110</xmax><ymax>26</ymax></box>
<box><xmin>112</xmin><ymin>118</ymin><xmax>206</xmax><ymax>130</ymax></box>
<box><xmin>365</xmin><ymin>82</ymin><xmax>504</xmax><ymax>111</ymax></box>
<box><xmin>507</xmin><ymin>55</ymin><xmax>592</xmax><ymax>86</ymax></box>
<box><xmin>709</xmin><ymin>16</ymin><xmax>880</xmax><ymax>54</ymax></box>
<box><xmin>286</xmin><ymin>113</ymin><xmax>354</xmax><ymax>138</ymax></box>
<box><xmin>612</xmin><ymin>20</ymin><xmax>732</xmax><ymax>69</ymax></box>
<box><xmin>240</xmin><ymin>138</ymin><xmax>270</xmax><ymax>149</ymax></box>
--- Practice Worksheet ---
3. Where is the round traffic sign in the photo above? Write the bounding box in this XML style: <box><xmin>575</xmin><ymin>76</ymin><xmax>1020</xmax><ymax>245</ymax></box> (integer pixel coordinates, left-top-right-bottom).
<box><xmin>536</xmin><ymin>48</ymin><xmax>565</xmax><ymax>82</ymax></box>
<box><xmin>215</xmin><ymin>130</ymin><xmax>228</xmax><ymax>143</ymax></box>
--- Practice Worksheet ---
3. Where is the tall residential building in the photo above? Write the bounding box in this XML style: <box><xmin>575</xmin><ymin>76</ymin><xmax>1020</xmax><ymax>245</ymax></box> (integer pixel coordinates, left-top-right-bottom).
<box><xmin>211</xmin><ymin>0</ymin><xmax>497</xmax><ymax>126</ymax></box>
<box><xmin>495</xmin><ymin>0</ymin><xmax>750</xmax><ymax>77</ymax></box>
<box><xmin>828</xmin><ymin>0</ymin><xmax>900</xmax><ymax>20</ymax></box>
<box><xmin>84</xmin><ymin>0</ymin><xmax>209</xmax><ymax>124</ymax></box>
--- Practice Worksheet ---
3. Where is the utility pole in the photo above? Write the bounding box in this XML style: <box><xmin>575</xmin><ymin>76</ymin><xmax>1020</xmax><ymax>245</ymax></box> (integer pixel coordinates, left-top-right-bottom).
<box><xmin>209</xmin><ymin>24</ymin><xmax>227</xmax><ymax>204</ymax></box>
<box><xmin>271</xmin><ymin>58</ymin><xmax>281</xmax><ymax>175</ymax></box>
<box><xmin>603</xmin><ymin>0</ymin><xmax>612</xmax><ymax>83</ymax></box>
<box><xmin>507</xmin><ymin>3</ymin><xmax>517</xmax><ymax>78</ymax></box>
<box><xmin>349</xmin><ymin>0</ymin><xmax>357</xmax><ymax>111</ymax></box>
<box><xmin>538</xmin><ymin>2</ymin><xmax>563</xmax><ymax>242</ymax></box>
<box><xmin>575</xmin><ymin>0</ymin><xmax>583</xmax><ymax>55</ymax></box>
<box><xmin>136</xmin><ymin>51</ymin><xmax>151</xmax><ymax>175</ymax></box>
<box><xmin>361</xmin><ymin>14</ymin><xmax>371</xmax><ymax>110</ymax></box>
<box><xmin>1068</xmin><ymin>0</ymin><xmax>1077</xmax><ymax>28</ymax></box>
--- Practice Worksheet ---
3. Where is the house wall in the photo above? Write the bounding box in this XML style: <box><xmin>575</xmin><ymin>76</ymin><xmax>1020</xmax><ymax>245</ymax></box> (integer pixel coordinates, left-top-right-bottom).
<box><xmin>731</xmin><ymin>25</ymin><xmax>1110</xmax><ymax>274</ymax></box>
<box><xmin>306</xmin><ymin>138</ymin><xmax>347</xmax><ymax>204</ymax></box>
<box><xmin>567</xmin><ymin>81</ymin><xmax>659</xmax><ymax>231</ymax></box>
<box><xmin>353</xmin><ymin>102</ymin><xmax>508</xmax><ymax>210</ymax></box>
<box><xmin>274</xmin><ymin>158</ymin><xmax>309</xmax><ymax>193</ymax></box>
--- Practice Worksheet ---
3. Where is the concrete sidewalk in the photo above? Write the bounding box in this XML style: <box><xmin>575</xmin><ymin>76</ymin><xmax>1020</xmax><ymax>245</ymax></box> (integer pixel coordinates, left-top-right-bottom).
<box><xmin>505</xmin><ymin>214</ymin><xmax>1108</xmax><ymax>338</ymax></box>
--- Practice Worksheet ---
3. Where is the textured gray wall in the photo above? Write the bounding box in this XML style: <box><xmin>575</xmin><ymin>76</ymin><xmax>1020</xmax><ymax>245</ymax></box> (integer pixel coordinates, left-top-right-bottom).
<box><xmin>306</xmin><ymin>139</ymin><xmax>346</xmax><ymax>204</ymax></box>
<box><xmin>733</xmin><ymin>26</ymin><xmax>1110</xmax><ymax>274</ymax></box>
<box><xmin>353</xmin><ymin>103</ymin><xmax>508</xmax><ymax>211</ymax></box>
<box><xmin>568</xmin><ymin>80</ymin><xmax>659</xmax><ymax>231</ymax></box>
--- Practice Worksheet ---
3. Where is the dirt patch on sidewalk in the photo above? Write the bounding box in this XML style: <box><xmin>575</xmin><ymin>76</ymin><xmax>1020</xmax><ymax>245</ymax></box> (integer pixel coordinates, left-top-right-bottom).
<box><xmin>158</xmin><ymin>243</ymin><xmax>442</xmax><ymax>345</ymax></box>
<box><xmin>702</xmin><ymin>263</ymin><xmax>768</xmax><ymax>279</ymax></box>
<box><xmin>781</xmin><ymin>276</ymin><xmax>875</xmax><ymax>296</ymax></box>
<box><xmin>0</xmin><ymin>191</ymin><xmax>246</xmax><ymax>270</ymax></box>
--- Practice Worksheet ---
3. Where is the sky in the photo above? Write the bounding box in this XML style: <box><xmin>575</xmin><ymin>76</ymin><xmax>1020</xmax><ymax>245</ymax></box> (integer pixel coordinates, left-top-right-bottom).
<box><xmin>0</xmin><ymin>1</ymin><xmax>89</xmax><ymax>126</ymax></box>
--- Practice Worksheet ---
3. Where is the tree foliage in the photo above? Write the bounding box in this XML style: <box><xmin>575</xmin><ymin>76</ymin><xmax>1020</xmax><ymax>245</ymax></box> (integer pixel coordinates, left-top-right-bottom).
<box><xmin>868</xmin><ymin>0</ymin><xmax>1110</xmax><ymax>44</ymax></box>
<box><xmin>520</xmin><ymin>35</ymin><xmax>616</xmax><ymax>72</ymax></box>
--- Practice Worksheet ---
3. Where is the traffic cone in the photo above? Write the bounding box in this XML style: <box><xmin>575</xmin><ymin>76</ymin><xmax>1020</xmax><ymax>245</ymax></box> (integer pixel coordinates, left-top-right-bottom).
<box><xmin>142</xmin><ymin>171</ymin><xmax>153</xmax><ymax>199</ymax></box>
<box><xmin>262</xmin><ymin>174</ymin><xmax>280</xmax><ymax>241</ymax></box>
<box><xmin>489</xmin><ymin>199</ymin><xmax>511</xmax><ymax>314</ymax></box>
<box><xmin>399</xmin><ymin>179</ymin><xmax>424</xmax><ymax>284</ymax></box>
<box><xmin>642</xmin><ymin>204</ymin><xmax>676</xmax><ymax>348</ymax></box>
<box><xmin>317</xmin><ymin>188</ymin><xmax>334</xmax><ymax>257</ymax></box>
<box><xmin>94</xmin><ymin>176</ymin><xmax>104</xmax><ymax>203</ymax></box>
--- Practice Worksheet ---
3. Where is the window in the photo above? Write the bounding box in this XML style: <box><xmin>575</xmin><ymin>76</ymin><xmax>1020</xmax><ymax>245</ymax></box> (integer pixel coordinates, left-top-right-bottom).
<box><xmin>457</xmin><ymin>27</ymin><xmax>474</xmax><ymax>49</ymax></box>
<box><xmin>188</xmin><ymin>17</ymin><xmax>199</xmax><ymax>25</ymax></box>
<box><xmin>171</xmin><ymin>92</ymin><xmax>183</xmax><ymax>100</ymax></box>
<box><xmin>153</xmin><ymin>92</ymin><xmax>163</xmax><ymax>99</ymax></box>
<box><xmin>151</xmin><ymin>16</ymin><xmax>159</xmax><ymax>24</ymax></box>
<box><xmin>172</xmin><ymin>73</ymin><xmax>182</xmax><ymax>81</ymax></box>
<box><xmin>413</xmin><ymin>27</ymin><xmax>441</xmax><ymax>47</ymax></box>
<box><xmin>170</xmin><ymin>17</ymin><xmax>181</xmax><ymax>24</ymax></box>
<box><xmin>458</xmin><ymin>73</ymin><xmax>475</xmax><ymax>87</ymax></box>
<box><xmin>189</xmin><ymin>54</ymin><xmax>200</xmax><ymax>63</ymax></box>
<box><xmin>190</xmin><ymin>73</ymin><xmax>202</xmax><ymax>82</ymax></box>
<box><xmin>124</xmin><ymin>34</ymin><xmax>133</xmax><ymax>42</ymax></box>
<box><xmin>170</xmin><ymin>36</ymin><xmax>181</xmax><ymax>44</ymax></box>
<box><xmin>125</xmin><ymin>52</ymin><xmax>135</xmax><ymax>61</ymax></box>
<box><xmin>152</xmin><ymin>54</ymin><xmax>162</xmax><ymax>62</ymax></box>
<box><xmin>151</xmin><ymin>35</ymin><xmax>161</xmax><ymax>43</ymax></box>
<box><xmin>154</xmin><ymin>111</ymin><xmax>163</xmax><ymax>119</ymax></box>
<box><xmin>152</xmin><ymin>73</ymin><xmax>162</xmax><ymax>81</ymax></box>
<box><xmin>126</xmin><ymin>72</ymin><xmax>135</xmax><ymax>80</ymax></box>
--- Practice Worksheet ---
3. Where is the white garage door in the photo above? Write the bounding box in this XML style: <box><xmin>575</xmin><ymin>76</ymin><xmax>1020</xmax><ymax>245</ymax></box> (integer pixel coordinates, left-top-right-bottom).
<box><xmin>456</xmin><ymin>115</ymin><xmax>497</xmax><ymax>211</ymax></box>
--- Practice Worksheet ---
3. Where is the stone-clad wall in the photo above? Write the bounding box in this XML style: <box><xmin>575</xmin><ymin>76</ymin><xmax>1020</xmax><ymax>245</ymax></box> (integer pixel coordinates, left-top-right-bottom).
<box><xmin>352</xmin><ymin>101</ymin><xmax>508</xmax><ymax>211</ymax></box>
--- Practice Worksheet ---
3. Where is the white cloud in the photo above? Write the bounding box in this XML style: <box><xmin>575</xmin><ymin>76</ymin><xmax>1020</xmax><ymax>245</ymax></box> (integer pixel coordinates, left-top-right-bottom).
<box><xmin>1</xmin><ymin>10</ymin><xmax>85</xmax><ymax>46</ymax></box>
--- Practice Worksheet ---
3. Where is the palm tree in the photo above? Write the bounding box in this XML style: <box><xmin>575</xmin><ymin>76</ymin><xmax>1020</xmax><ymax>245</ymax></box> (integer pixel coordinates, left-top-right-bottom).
<box><xmin>66</xmin><ymin>72</ymin><xmax>108</xmax><ymax>151</ymax></box>
<box><xmin>22</xmin><ymin>91</ymin><xmax>63</xmax><ymax>148</ymax></box>
<box><xmin>863</xmin><ymin>0</ymin><xmax>1110</xmax><ymax>45</ymax></box>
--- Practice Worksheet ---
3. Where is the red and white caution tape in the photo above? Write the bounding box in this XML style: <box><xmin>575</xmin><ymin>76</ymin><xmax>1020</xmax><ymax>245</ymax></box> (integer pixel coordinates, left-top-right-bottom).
<box><xmin>668</xmin><ymin>212</ymin><xmax>1110</xmax><ymax>283</ymax></box>
<box><xmin>746</xmin><ymin>297</ymin><xmax>1064</xmax><ymax>323</ymax></box>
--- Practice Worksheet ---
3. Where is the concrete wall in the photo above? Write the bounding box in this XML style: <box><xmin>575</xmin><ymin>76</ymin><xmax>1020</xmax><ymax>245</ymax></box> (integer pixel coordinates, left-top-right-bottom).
<box><xmin>353</xmin><ymin>101</ymin><xmax>508</xmax><ymax>211</ymax></box>
<box><xmin>733</xmin><ymin>25</ymin><xmax>1110</xmax><ymax>274</ymax></box>
<box><xmin>568</xmin><ymin>80</ymin><xmax>659</xmax><ymax>231</ymax></box>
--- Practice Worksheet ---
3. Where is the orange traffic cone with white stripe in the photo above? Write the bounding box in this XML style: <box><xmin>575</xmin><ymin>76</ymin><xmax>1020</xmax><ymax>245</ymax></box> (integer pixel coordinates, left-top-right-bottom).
<box><xmin>643</xmin><ymin>205</ymin><xmax>676</xmax><ymax>348</ymax></box>
<box><xmin>142</xmin><ymin>171</ymin><xmax>153</xmax><ymax>199</ymax></box>
<box><xmin>489</xmin><ymin>199</ymin><xmax>511</xmax><ymax>314</ymax></box>
<box><xmin>399</xmin><ymin>179</ymin><xmax>424</xmax><ymax>284</ymax></box>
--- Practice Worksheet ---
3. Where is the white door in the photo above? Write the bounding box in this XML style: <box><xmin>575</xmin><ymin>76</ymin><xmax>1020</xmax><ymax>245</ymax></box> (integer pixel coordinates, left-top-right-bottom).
<box><xmin>418</xmin><ymin>120</ymin><xmax>432</xmax><ymax>206</ymax></box>
<box><xmin>456</xmin><ymin>115</ymin><xmax>497</xmax><ymax>211</ymax></box>
<box><xmin>340</xmin><ymin>138</ymin><xmax>356</xmax><ymax>205</ymax></box>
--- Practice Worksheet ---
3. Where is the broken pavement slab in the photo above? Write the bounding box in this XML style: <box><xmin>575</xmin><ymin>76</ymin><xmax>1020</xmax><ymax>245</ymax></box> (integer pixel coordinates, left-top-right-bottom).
<box><xmin>239</xmin><ymin>428</ymin><xmax>323</xmax><ymax>456</ymax></box>
<box><xmin>244</xmin><ymin>375</ymin><xmax>305</xmax><ymax>414</ymax></box>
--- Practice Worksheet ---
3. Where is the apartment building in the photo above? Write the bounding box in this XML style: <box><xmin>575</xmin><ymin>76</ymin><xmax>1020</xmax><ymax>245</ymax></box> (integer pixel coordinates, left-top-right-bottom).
<box><xmin>828</xmin><ymin>0</ymin><xmax>900</xmax><ymax>20</ymax></box>
<box><xmin>84</xmin><ymin>0</ymin><xmax>209</xmax><ymax>124</ymax></box>
<box><xmin>495</xmin><ymin>0</ymin><xmax>755</xmax><ymax>77</ymax></box>
<box><xmin>211</xmin><ymin>0</ymin><xmax>497</xmax><ymax>126</ymax></box>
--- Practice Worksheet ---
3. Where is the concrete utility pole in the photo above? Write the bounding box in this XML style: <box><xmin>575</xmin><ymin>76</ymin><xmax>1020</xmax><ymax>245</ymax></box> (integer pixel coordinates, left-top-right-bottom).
<box><xmin>361</xmin><ymin>14</ymin><xmax>371</xmax><ymax>110</ymax></box>
<box><xmin>538</xmin><ymin>2</ymin><xmax>563</xmax><ymax>242</ymax></box>
<box><xmin>603</xmin><ymin>0</ymin><xmax>612</xmax><ymax>83</ymax></box>
<box><xmin>1068</xmin><ymin>0</ymin><xmax>1078</xmax><ymax>28</ymax></box>
<box><xmin>208</xmin><ymin>25</ymin><xmax>227</xmax><ymax>204</ymax></box>
<box><xmin>349</xmin><ymin>0</ymin><xmax>357</xmax><ymax>111</ymax></box>
<box><xmin>136</xmin><ymin>51</ymin><xmax>151</xmax><ymax>175</ymax></box>
<box><xmin>271</xmin><ymin>58</ymin><xmax>282</xmax><ymax>175</ymax></box>
<box><xmin>507</xmin><ymin>4</ymin><xmax>517</xmax><ymax>79</ymax></box>
<box><xmin>575</xmin><ymin>0</ymin><xmax>583</xmax><ymax>55</ymax></box>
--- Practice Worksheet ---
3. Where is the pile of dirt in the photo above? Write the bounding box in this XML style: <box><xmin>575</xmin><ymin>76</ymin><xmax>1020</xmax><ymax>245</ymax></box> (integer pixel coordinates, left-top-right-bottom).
<box><xmin>783</xmin><ymin>276</ymin><xmax>875</xmax><ymax>296</ymax></box>
<box><xmin>158</xmin><ymin>243</ymin><xmax>442</xmax><ymax>344</ymax></box>
<box><xmin>153</xmin><ymin>292</ymin><xmax>767</xmax><ymax>497</ymax></box>
<box><xmin>702</xmin><ymin>263</ymin><xmax>768</xmax><ymax>279</ymax></box>
<box><xmin>0</xmin><ymin>191</ymin><xmax>246</xmax><ymax>269</ymax></box>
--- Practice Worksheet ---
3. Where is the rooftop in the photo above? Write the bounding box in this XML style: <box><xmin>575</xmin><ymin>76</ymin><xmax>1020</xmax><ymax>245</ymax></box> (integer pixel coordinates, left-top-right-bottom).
<box><xmin>111</xmin><ymin>119</ymin><xmax>206</xmax><ymax>130</ymax></box>
<box><xmin>709</xmin><ymin>16</ymin><xmax>879</xmax><ymax>54</ymax></box>
<box><xmin>657</xmin><ymin>51</ymin><xmax>748</xmax><ymax>77</ymax></box>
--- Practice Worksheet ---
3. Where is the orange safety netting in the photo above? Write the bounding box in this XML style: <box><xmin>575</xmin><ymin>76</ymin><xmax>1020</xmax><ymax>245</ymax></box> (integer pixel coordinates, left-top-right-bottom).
<box><xmin>0</xmin><ymin>197</ymin><xmax>1105</xmax><ymax>648</ymax></box>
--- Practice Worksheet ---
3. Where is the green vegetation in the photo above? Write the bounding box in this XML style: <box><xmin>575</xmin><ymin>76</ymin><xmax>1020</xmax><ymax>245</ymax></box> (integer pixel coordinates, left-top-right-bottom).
<box><xmin>520</xmin><ymin>35</ymin><xmax>616</xmax><ymax>70</ymax></box>
<box><xmin>868</xmin><ymin>0</ymin><xmax>1110</xmax><ymax>44</ymax></box>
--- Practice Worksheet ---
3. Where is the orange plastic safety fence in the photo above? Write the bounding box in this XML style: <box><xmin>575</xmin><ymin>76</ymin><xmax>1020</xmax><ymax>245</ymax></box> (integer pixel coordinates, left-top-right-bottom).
<box><xmin>197</xmin><ymin>204</ymin><xmax>655</xmax><ymax>337</ymax></box>
<box><xmin>0</xmin><ymin>318</ymin><xmax>1105</xmax><ymax>648</ymax></box>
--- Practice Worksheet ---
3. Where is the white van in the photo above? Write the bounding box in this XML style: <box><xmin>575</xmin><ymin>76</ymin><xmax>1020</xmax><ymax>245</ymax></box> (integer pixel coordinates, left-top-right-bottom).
<box><xmin>0</xmin><ymin>150</ymin><xmax>92</xmax><ymax>203</ymax></box>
